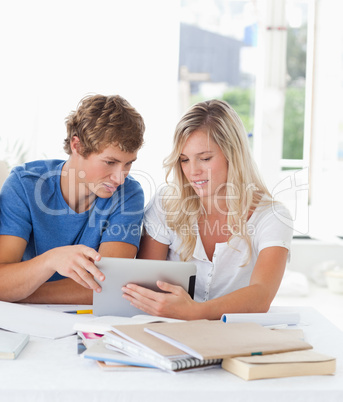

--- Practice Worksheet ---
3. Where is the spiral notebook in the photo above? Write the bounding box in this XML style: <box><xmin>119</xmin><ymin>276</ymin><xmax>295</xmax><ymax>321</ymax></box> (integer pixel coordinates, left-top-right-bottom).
<box><xmin>103</xmin><ymin>323</ymin><xmax>221</xmax><ymax>372</ymax></box>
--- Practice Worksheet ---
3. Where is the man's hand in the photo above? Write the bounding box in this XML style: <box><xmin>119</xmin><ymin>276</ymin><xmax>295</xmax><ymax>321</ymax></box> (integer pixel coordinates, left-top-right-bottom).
<box><xmin>45</xmin><ymin>245</ymin><xmax>104</xmax><ymax>292</ymax></box>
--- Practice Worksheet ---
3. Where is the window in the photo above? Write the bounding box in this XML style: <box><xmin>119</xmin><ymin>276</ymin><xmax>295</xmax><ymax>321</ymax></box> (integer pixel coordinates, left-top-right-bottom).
<box><xmin>178</xmin><ymin>0</ymin><xmax>257</xmax><ymax>140</ymax></box>
<box><xmin>178</xmin><ymin>0</ymin><xmax>312</xmax><ymax>236</ymax></box>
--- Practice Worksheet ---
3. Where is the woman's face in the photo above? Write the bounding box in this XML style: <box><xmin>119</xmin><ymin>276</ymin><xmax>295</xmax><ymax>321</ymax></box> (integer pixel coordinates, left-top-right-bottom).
<box><xmin>179</xmin><ymin>129</ymin><xmax>228</xmax><ymax>205</ymax></box>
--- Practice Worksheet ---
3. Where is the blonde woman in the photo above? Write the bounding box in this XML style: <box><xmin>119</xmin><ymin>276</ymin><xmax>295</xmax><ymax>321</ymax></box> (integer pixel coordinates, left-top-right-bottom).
<box><xmin>123</xmin><ymin>99</ymin><xmax>293</xmax><ymax>320</ymax></box>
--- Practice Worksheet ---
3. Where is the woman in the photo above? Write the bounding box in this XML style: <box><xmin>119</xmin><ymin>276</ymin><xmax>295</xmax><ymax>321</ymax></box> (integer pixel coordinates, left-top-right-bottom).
<box><xmin>123</xmin><ymin>99</ymin><xmax>293</xmax><ymax>319</ymax></box>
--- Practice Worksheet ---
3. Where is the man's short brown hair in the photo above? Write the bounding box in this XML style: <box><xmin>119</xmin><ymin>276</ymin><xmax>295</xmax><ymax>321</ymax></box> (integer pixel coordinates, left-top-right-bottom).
<box><xmin>64</xmin><ymin>94</ymin><xmax>145</xmax><ymax>157</ymax></box>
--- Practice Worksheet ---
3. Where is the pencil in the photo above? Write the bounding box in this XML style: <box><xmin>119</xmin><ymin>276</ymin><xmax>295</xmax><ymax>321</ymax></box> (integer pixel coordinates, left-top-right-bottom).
<box><xmin>64</xmin><ymin>310</ymin><xmax>93</xmax><ymax>314</ymax></box>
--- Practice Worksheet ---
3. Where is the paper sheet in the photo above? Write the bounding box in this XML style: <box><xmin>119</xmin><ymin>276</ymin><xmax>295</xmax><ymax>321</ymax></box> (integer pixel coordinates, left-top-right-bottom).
<box><xmin>0</xmin><ymin>301</ymin><xmax>92</xmax><ymax>339</ymax></box>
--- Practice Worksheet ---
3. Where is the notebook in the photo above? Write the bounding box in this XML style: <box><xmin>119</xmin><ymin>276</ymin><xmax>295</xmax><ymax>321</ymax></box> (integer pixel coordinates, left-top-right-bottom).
<box><xmin>104</xmin><ymin>323</ymin><xmax>221</xmax><ymax>372</ymax></box>
<box><xmin>143</xmin><ymin>319</ymin><xmax>312</xmax><ymax>360</ymax></box>
<box><xmin>0</xmin><ymin>329</ymin><xmax>29</xmax><ymax>359</ymax></box>
<box><xmin>82</xmin><ymin>337</ymin><xmax>157</xmax><ymax>368</ymax></box>
<box><xmin>93</xmin><ymin>257</ymin><xmax>196</xmax><ymax>317</ymax></box>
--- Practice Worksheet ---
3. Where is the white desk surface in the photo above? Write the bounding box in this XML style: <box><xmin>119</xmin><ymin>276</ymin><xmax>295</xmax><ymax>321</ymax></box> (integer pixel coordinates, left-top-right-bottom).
<box><xmin>1</xmin><ymin>306</ymin><xmax>342</xmax><ymax>402</ymax></box>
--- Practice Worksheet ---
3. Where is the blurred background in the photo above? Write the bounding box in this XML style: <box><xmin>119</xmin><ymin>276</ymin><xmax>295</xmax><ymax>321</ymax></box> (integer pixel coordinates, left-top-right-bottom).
<box><xmin>1</xmin><ymin>1</ymin><xmax>343</xmax><ymax>320</ymax></box>
<box><xmin>1</xmin><ymin>0</ymin><xmax>342</xmax><ymax>239</ymax></box>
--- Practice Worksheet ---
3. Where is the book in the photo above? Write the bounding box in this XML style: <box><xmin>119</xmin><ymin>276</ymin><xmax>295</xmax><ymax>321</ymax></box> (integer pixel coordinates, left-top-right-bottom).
<box><xmin>104</xmin><ymin>323</ymin><xmax>222</xmax><ymax>372</ymax></box>
<box><xmin>77</xmin><ymin>331</ymin><xmax>104</xmax><ymax>355</ymax></box>
<box><xmin>220</xmin><ymin>312</ymin><xmax>300</xmax><ymax>326</ymax></box>
<box><xmin>96</xmin><ymin>360</ymin><xmax>157</xmax><ymax>372</ymax></box>
<box><xmin>221</xmin><ymin>350</ymin><xmax>336</xmax><ymax>380</ymax></box>
<box><xmin>82</xmin><ymin>338</ymin><xmax>157</xmax><ymax>369</ymax></box>
<box><xmin>0</xmin><ymin>329</ymin><xmax>29</xmax><ymax>360</ymax></box>
<box><xmin>143</xmin><ymin>319</ymin><xmax>313</xmax><ymax>360</ymax></box>
<box><xmin>78</xmin><ymin>331</ymin><xmax>103</xmax><ymax>348</ymax></box>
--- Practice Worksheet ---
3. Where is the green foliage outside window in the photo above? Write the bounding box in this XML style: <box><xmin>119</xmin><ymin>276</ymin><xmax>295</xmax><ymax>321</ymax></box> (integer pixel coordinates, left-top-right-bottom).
<box><xmin>282</xmin><ymin>87</ymin><xmax>305</xmax><ymax>159</ymax></box>
<box><xmin>191</xmin><ymin>85</ymin><xmax>304</xmax><ymax>159</ymax></box>
<box><xmin>222</xmin><ymin>89</ymin><xmax>255</xmax><ymax>135</ymax></box>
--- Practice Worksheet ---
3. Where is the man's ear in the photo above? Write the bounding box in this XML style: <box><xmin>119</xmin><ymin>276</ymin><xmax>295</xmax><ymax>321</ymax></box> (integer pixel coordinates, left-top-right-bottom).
<box><xmin>70</xmin><ymin>136</ymin><xmax>81</xmax><ymax>155</ymax></box>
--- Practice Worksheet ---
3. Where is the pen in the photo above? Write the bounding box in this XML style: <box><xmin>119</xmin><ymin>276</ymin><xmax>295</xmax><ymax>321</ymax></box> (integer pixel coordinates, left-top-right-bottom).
<box><xmin>64</xmin><ymin>310</ymin><xmax>93</xmax><ymax>314</ymax></box>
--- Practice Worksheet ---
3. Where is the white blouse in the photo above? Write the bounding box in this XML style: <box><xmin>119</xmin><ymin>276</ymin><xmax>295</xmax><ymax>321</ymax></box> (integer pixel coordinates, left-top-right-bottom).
<box><xmin>143</xmin><ymin>192</ymin><xmax>293</xmax><ymax>303</ymax></box>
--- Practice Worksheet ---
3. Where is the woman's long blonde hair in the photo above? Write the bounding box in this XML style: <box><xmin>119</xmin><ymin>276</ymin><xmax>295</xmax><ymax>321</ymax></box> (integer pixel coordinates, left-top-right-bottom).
<box><xmin>162</xmin><ymin>99</ymin><xmax>271</xmax><ymax>262</ymax></box>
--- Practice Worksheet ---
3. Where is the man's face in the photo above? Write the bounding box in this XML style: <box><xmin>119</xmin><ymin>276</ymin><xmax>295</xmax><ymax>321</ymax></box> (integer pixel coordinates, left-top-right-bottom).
<box><xmin>75</xmin><ymin>143</ymin><xmax>138</xmax><ymax>198</ymax></box>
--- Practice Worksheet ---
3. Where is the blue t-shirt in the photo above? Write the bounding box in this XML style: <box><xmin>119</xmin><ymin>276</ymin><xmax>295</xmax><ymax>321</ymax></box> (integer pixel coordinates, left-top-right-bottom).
<box><xmin>0</xmin><ymin>160</ymin><xmax>144</xmax><ymax>281</ymax></box>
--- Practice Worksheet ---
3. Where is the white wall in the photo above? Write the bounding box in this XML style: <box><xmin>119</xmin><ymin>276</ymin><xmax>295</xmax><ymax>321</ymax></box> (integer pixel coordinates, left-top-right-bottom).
<box><xmin>308</xmin><ymin>0</ymin><xmax>343</xmax><ymax>240</ymax></box>
<box><xmin>287</xmin><ymin>239</ymin><xmax>343</xmax><ymax>276</ymax></box>
<box><xmin>0</xmin><ymin>0</ymin><xmax>181</xmax><ymax>203</ymax></box>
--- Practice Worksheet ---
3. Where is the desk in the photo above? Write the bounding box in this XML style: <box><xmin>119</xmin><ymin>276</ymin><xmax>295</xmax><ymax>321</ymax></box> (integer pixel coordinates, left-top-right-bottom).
<box><xmin>0</xmin><ymin>306</ymin><xmax>342</xmax><ymax>402</ymax></box>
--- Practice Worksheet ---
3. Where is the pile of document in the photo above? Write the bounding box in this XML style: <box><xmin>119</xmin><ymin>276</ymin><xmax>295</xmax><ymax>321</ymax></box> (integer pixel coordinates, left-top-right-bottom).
<box><xmin>75</xmin><ymin>315</ymin><xmax>336</xmax><ymax>377</ymax></box>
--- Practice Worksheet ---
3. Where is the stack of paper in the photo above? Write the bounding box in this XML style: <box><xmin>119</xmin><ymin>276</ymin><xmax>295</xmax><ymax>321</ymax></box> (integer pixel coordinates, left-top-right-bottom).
<box><xmin>81</xmin><ymin>323</ymin><xmax>221</xmax><ymax>372</ymax></box>
<box><xmin>78</xmin><ymin>317</ymin><xmax>336</xmax><ymax>378</ymax></box>
<box><xmin>77</xmin><ymin>315</ymin><xmax>205</xmax><ymax>372</ymax></box>
<box><xmin>103</xmin><ymin>323</ymin><xmax>222</xmax><ymax>372</ymax></box>
<box><xmin>79</xmin><ymin>318</ymin><xmax>313</xmax><ymax>373</ymax></box>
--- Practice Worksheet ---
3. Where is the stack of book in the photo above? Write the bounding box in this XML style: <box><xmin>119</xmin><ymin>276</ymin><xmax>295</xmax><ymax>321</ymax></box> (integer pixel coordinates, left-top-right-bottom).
<box><xmin>77</xmin><ymin>317</ymin><xmax>335</xmax><ymax>377</ymax></box>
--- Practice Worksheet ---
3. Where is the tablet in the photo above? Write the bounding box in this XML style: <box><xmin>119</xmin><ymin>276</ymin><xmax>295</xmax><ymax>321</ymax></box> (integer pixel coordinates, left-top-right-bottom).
<box><xmin>92</xmin><ymin>257</ymin><xmax>197</xmax><ymax>317</ymax></box>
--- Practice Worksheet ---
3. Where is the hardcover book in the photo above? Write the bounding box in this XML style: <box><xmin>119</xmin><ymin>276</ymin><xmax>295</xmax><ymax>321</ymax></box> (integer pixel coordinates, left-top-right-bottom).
<box><xmin>221</xmin><ymin>350</ymin><xmax>336</xmax><ymax>380</ymax></box>
<box><xmin>0</xmin><ymin>330</ymin><xmax>29</xmax><ymax>360</ymax></box>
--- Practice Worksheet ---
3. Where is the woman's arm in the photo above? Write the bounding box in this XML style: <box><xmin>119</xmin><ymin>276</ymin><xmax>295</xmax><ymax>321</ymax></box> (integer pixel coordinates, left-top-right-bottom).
<box><xmin>137</xmin><ymin>232</ymin><xmax>169</xmax><ymax>260</ymax></box>
<box><xmin>123</xmin><ymin>245</ymin><xmax>289</xmax><ymax>320</ymax></box>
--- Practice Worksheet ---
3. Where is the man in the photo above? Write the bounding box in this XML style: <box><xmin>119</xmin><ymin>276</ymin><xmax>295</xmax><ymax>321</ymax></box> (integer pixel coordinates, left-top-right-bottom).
<box><xmin>0</xmin><ymin>94</ymin><xmax>145</xmax><ymax>304</ymax></box>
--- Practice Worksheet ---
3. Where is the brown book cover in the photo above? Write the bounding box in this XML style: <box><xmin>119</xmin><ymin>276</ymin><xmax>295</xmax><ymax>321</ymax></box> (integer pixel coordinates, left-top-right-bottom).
<box><xmin>109</xmin><ymin>323</ymin><xmax>187</xmax><ymax>357</ymax></box>
<box><xmin>143</xmin><ymin>320</ymin><xmax>312</xmax><ymax>360</ymax></box>
<box><xmin>222</xmin><ymin>350</ymin><xmax>336</xmax><ymax>380</ymax></box>
<box><xmin>105</xmin><ymin>323</ymin><xmax>222</xmax><ymax>371</ymax></box>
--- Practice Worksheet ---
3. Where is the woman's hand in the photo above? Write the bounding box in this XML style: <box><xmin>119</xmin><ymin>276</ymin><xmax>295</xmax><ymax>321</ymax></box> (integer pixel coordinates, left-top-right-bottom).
<box><xmin>44</xmin><ymin>245</ymin><xmax>104</xmax><ymax>292</ymax></box>
<box><xmin>122</xmin><ymin>281</ymin><xmax>197</xmax><ymax>320</ymax></box>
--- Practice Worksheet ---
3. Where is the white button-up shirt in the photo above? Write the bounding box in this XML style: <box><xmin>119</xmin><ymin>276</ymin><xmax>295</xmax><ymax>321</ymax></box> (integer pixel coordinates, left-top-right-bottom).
<box><xmin>143</xmin><ymin>193</ymin><xmax>293</xmax><ymax>302</ymax></box>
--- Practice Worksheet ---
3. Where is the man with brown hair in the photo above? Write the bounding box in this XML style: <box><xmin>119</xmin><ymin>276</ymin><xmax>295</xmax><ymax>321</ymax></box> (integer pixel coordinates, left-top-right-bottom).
<box><xmin>0</xmin><ymin>94</ymin><xmax>145</xmax><ymax>304</ymax></box>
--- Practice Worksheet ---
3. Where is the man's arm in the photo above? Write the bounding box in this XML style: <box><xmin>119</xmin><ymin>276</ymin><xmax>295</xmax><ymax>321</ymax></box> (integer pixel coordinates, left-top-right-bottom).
<box><xmin>0</xmin><ymin>234</ymin><xmax>103</xmax><ymax>303</ymax></box>
<box><xmin>17</xmin><ymin>241</ymin><xmax>138</xmax><ymax>304</ymax></box>
<box><xmin>0</xmin><ymin>235</ymin><xmax>51</xmax><ymax>302</ymax></box>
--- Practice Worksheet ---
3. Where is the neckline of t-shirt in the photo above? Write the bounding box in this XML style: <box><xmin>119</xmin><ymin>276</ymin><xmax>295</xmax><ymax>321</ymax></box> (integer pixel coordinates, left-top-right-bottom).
<box><xmin>56</xmin><ymin>161</ymin><xmax>96</xmax><ymax>217</ymax></box>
